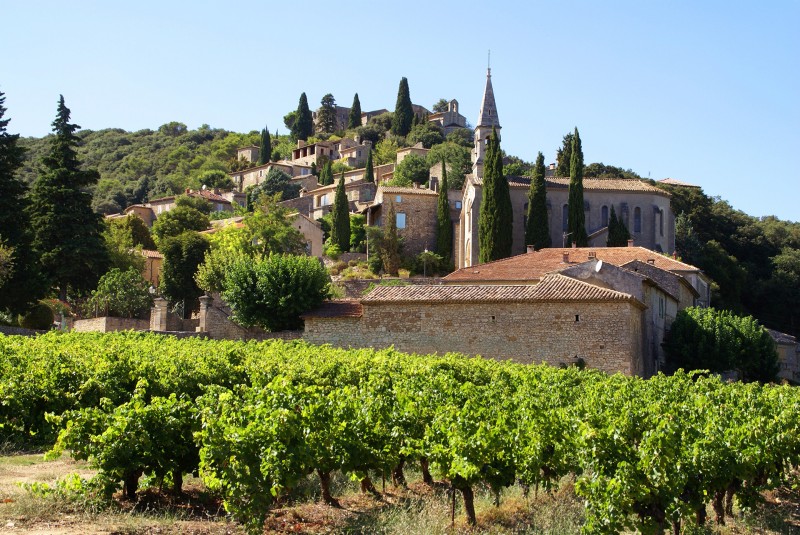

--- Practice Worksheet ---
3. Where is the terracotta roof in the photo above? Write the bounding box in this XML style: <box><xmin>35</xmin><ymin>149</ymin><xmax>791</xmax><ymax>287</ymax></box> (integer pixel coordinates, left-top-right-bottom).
<box><xmin>193</xmin><ymin>190</ymin><xmax>231</xmax><ymax>203</ymax></box>
<box><xmin>309</xmin><ymin>178</ymin><xmax>365</xmax><ymax>194</ymax></box>
<box><xmin>444</xmin><ymin>247</ymin><xmax>702</xmax><ymax>283</ymax></box>
<box><xmin>362</xmin><ymin>276</ymin><xmax>640</xmax><ymax>305</ymax></box>
<box><xmin>658</xmin><ymin>178</ymin><xmax>701</xmax><ymax>188</ymax></box>
<box><xmin>473</xmin><ymin>176</ymin><xmax>668</xmax><ymax>194</ymax></box>
<box><xmin>767</xmin><ymin>329</ymin><xmax>797</xmax><ymax>345</ymax></box>
<box><xmin>380</xmin><ymin>186</ymin><xmax>439</xmax><ymax>196</ymax></box>
<box><xmin>302</xmin><ymin>300</ymin><xmax>363</xmax><ymax>319</ymax></box>
<box><xmin>141</xmin><ymin>249</ymin><xmax>163</xmax><ymax>259</ymax></box>
<box><xmin>620</xmin><ymin>260</ymin><xmax>699</xmax><ymax>300</ymax></box>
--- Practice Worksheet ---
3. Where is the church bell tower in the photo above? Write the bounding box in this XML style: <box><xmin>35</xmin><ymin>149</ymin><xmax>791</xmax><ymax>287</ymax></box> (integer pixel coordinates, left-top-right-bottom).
<box><xmin>472</xmin><ymin>67</ymin><xmax>501</xmax><ymax>178</ymax></box>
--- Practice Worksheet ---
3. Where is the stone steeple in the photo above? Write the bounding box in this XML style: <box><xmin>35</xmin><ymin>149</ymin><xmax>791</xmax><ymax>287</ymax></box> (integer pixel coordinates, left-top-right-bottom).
<box><xmin>472</xmin><ymin>68</ymin><xmax>501</xmax><ymax>178</ymax></box>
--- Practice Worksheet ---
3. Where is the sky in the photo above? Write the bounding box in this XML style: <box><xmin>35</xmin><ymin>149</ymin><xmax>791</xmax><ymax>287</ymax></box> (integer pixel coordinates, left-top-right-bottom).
<box><xmin>3</xmin><ymin>1</ymin><xmax>798</xmax><ymax>222</ymax></box>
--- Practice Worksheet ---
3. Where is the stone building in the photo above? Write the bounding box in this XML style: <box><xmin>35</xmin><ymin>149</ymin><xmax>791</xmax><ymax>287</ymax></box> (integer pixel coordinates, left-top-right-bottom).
<box><xmin>120</xmin><ymin>188</ymin><xmax>246</xmax><ymax>228</ymax></box>
<box><xmin>230</xmin><ymin>161</ymin><xmax>315</xmax><ymax>191</ymax></box>
<box><xmin>427</xmin><ymin>99</ymin><xmax>468</xmax><ymax>135</ymax></box>
<box><xmin>363</xmin><ymin>185</ymin><xmax>440</xmax><ymax>257</ymax></box>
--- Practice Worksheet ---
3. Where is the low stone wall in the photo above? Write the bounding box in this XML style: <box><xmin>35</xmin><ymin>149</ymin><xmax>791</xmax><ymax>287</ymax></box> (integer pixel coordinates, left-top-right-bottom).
<box><xmin>197</xmin><ymin>294</ymin><xmax>302</xmax><ymax>342</ymax></box>
<box><xmin>73</xmin><ymin>317</ymin><xmax>150</xmax><ymax>333</ymax></box>
<box><xmin>0</xmin><ymin>326</ymin><xmax>48</xmax><ymax>337</ymax></box>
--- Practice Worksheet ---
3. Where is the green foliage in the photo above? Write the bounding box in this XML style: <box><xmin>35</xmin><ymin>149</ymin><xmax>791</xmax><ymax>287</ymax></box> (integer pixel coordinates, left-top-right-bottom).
<box><xmin>175</xmin><ymin>194</ymin><xmax>212</xmax><ymax>214</ymax></box>
<box><xmin>330</xmin><ymin>174</ymin><xmax>351</xmax><ymax>252</ymax></box>
<box><xmin>427</xmin><ymin>141</ymin><xmax>470</xmax><ymax>190</ymax></box>
<box><xmin>556</xmin><ymin>132</ymin><xmax>573</xmax><ymax>177</ymax></box>
<box><xmin>330</xmin><ymin>160</ymin><xmax>352</xmax><ymax>176</ymax></box>
<box><xmin>194</xmin><ymin>169</ymin><xmax>235</xmax><ymax>191</ymax></box>
<box><xmin>391</xmin><ymin>77</ymin><xmax>413</xmax><ymax>137</ymax></box>
<box><xmin>584</xmin><ymin>162</ymin><xmax>641</xmax><ymax>179</ymax></box>
<box><xmin>436</xmin><ymin>158</ymin><xmax>452</xmax><ymax>264</ymax></box>
<box><xmin>665</xmin><ymin>306</ymin><xmax>779</xmax><ymax>382</ymax></box>
<box><xmin>525</xmin><ymin>152</ymin><xmax>551</xmax><ymax>250</ymax></box>
<box><xmin>318</xmin><ymin>159</ymin><xmax>333</xmax><ymax>186</ymax></box>
<box><xmin>347</xmin><ymin>93</ymin><xmax>362</xmax><ymax>130</ymax></box>
<box><xmin>258</xmin><ymin>126</ymin><xmax>271</xmax><ymax>165</ymax></box>
<box><xmin>374</xmin><ymin>138</ymin><xmax>399</xmax><ymax>166</ymax></box>
<box><xmin>349</xmin><ymin>213</ymin><xmax>366</xmax><ymax>252</ymax></box>
<box><xmin>478</xmin><ymin>128</ymin><xmax>512</xmax><ymax>263</ymax></box>
<box><xmin>446</xmin><ymin>128</ymin><xmax>473</xmax><ymax>147</ymax></box>
<box><xmin>432</xmin><ymin>98</ymin><xmax>449</xmax><ymax>113</ymax></box>
<box><xmin>0</xmin><ymin>239</ymin><xmax>13</xmax><ymax>286</ymax></box>
<box><xmin>393</xmin><ymin>154</ymin><xmax>429</xmax><ymax>186</ymax></box>
<box><xmin>606</xmin><ymin>205</ymin><xmax>630</xmax><ymax>246</ymax></box>
<box><xmin>18</xmin><ymin>302</ymin><xmax>54</xmax><ymax>330</ymax></box>
<box><xmin>316</xmin><ymin>94</ymin><xmax>337</xmax><ymax>134</ymax></box>
<box><xmin>406</xmin><ymin>122</ymin><xmax>443</xmax><ymax>148</ymax></box>
<box><xmin>88</xmin><ymin>268</ymin><xmax>153</xmax><ymax>318</ymax></box>
<box><xmin>158</xmin><ymin>231</ymin><xmax>210</xmax><ymax>317</ymax></box>
<box><xmin>291</xmin><ymin>93</ymin><xmax>313</xmax><ymax>141</ymax></box>
<box><xmin>151</xmin><ymin>205</ymin><xmax>209</xmax><ymax>245</ymax></box>
<box><xmin>222</xmin><ymin>254</ymin><xmax>330</xmax><ymax>331</ymax></box>
<box><xmin>28</xmin><ymin>95</ymin><xmax>109</xmax><ymax>300</ymax></box>
<box><xmin>566</xmin><ymin>128</ymin><xmax>588</xmax><ymax>247</ymax></box>
<box><xmin>363</xmin><ymin>148</ymin><xmax>374</xmax><ymax>183</ymax></box>
<box><xmin>381</xmin><ymin>203</ymin><xmax>401</xmax><ymax>276</ymax></box>
<box><xmin>245</xmin><ymin>167</ymin><xmax>300</xmax><ymax>208</ymax></box>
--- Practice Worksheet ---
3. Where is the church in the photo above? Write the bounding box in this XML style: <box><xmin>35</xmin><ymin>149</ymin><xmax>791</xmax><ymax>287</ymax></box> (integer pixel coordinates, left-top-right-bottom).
<box><xmin>456</xmin><ymin>68</ymin><xmax>675</xmax><ymax>268</ymax></box>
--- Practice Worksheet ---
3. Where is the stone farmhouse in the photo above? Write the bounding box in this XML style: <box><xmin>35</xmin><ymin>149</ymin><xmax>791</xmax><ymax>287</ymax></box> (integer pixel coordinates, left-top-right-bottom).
<box><xmin>117</xmin><ymin>188</ymin><xmax>246</xmax><ymax>228</ymax></box>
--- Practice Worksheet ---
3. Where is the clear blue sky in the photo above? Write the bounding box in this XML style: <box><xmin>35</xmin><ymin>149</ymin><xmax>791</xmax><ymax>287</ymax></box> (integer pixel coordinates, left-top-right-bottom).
<box><xmin>3</xmin><ymin>1</ymin><xmax>798</xmax><ymax>221</ymax></box>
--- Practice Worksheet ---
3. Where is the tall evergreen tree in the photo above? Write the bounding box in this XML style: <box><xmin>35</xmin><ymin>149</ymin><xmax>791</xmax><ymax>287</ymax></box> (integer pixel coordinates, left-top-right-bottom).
<box><xmin>436</xmin><ymin>157</ymin><xmax>453</xmax><ymax>264</ymax></box>
<box><xmin>525</xmin><ymin>151</ymin><xmax>551</xmax><ymax>250</ymax></box>
<box><xmin>382</xmin><ymin>201</ymin><xmax>401</xmax><ymax>276</ymax></box>
<box><xmin>347</xmin><ymin>93</ymin><xmax>362</xmax><ymax>130</ymax></box>
<box><xmin>330</xmin><ymin>173</ymin><xmax>350</xmax><ymax>252</ymax></box>
<box><xmin>606</xmin><ymin>206</ymin><xmax>631</xmax><ymax>246</ymax></box>
<box><xmin>0</xmin><ymin>90</ymin><xmax>45</xmax><ymax>313</ymax></box>
<box><xmin>28</xmin><ymin>95</ymin><xmax>109</xmax><ymax>301</ymax></box>
<box><xmin>258</xmin><ymin>126</ymin><xmax>271</xmax><ymax>165</ymax></box>
<box><xmin>567</xmin><ymin>127</ymin><xmax>588</xmax><ymax>246</ymax></box>
<box><xmin>291</xmin><ymin>92</ymin><xmax>313</xmax><ymax>141</ymax></box>
<box><xmin>364</xmin><ymin>148</ymin><xmax>374</xmax><ymax>183</ymax></box>
<box><xmin>318</xmin><ymin>160</ymin><xmax>333</xmax><ymax>186</ymax></box>
<box><xmin>556</xmin><ymin>132</ymin><xmax>574</xmax><ymax>177</ymax></box>
<box><xmin>478</xmin><ymin>128</ymin><xmax>513</xmax><ymax>263</ymax></box>
<box><xmin>391</xmin><ymin>77</ymin><xmax>413</xmax><ymax>137</ymax></box>
<box><xmin>317</xmin><ymin>93</ymin><xmax>337</xmax><ymax>134</ymax></box>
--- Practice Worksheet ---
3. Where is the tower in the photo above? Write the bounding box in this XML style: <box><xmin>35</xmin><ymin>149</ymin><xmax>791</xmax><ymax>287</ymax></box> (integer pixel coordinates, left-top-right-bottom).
<box><xmin>472</xmin><ymin>67</ymin><xmax>501</xmax><ymax>178</ymax></box>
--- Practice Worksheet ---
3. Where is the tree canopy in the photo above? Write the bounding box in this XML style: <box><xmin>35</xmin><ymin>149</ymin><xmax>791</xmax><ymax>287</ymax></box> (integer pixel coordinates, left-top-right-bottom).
<box><xmin>478</xmin><ymin>128</ymin><xmax>512</xmax><ymax>263</ymax></box>
<box><xmin>151</xmin><ymin>204</ymin><xmax>210</xmax><ymax>245</ymax></box>
<box><xmin>291</xmin><ymin>93</ymin><xmax>313</xmax><ymax>141</ymax></box>
<box><xmin>245</xmin><ymin>167</ymin><xmax>300</xmax><ymax>208</ymax></box>
<box><xmin>606</xmin><ymin>206</ymin><xmax>630</xmax><ymax>246</ymax></box>
<box><xmin>159</xmin><ymin>231</ymin><xmax>210</xmax><ymax>318</ymax></box>
<box><xmin>525</xmin><ymin>152</ymin><xmax>550</xmax><ymax>250</ymax></box>
<box><xmin>393</xmin><ymin>154</ymin><xmax>429</xmax><ymax>186</ymax></box>
<box><xmin>258</xmin><ymin>126</ymin><xmax>271</xmax><ymax>165</ymax></box>
<box><xmin>391</xmin><ymin>78</ymin><xmax>413</xmax><ymax>137</ymax></box>
<box><xmin>566</xmin><ymin>128</ymin><xmax>588</xmax><ymax>247</ymax></box>
<box><xmin>316</xmin><ymin>94</ymin><xmax>337</xmax><ymax>134</ymax></box>
<box><xmin>330</xmin><ymin>174</ymin><xmax>351</xmax><ymax>252</ymax></box>
<box><xmin>347</xmin><ymin>93</ymin><xmax>362</xmax><ymax>130</ymax></box>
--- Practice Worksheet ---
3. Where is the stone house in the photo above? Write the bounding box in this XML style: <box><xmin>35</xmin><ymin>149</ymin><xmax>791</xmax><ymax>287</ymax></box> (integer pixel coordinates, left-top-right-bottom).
<box><xmin>427</xmin><ymin>99</ymin><xmax>468</xmax><ymax>135</ymax></box>
<box><xmin>122</xmin><ymin>189</ymin><xmax>245</xmax><ymax>228</ymax></box>
<box><xmin>309</xmin><ymin>178</ymin><xmax>377</xmax><ymax>220</ymax></box>
<box><xmin>363</xmin><ymin>185</ymin><xmax>440</xmax><ymax>257</ymax></box>
<box><xmin>236</xmin><ymin>145</ymin><xmax>260</xmax><ymax>163</ymax></box>
<box><xmin>338</xmin><ymin>139</ymin><xmax>373</xmax><ymax>168</ymax></box>
<box><xmin>768</xmin><ymin>329</ymin><xmax>800</xmax><ymax>383</ymax></box>
<box><xmin>396</xmin><ymin>142</ymin><xmax>430</xmax><ymax>164</ymax></box>
<box><xmin>140</xmin><ymin>249</ymin><xmax>163</xmax><ymax>287</ymax></box>
<box><xmin>230</xmin><ymin>161</ymin><xmax>315</xmax><ymax>191</ymax></box>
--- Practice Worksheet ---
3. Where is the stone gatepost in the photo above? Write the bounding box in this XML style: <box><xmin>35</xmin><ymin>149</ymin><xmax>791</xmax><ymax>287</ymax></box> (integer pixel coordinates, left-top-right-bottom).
<box><xmin>198</xmin><ymin>295</ymin><xmax>212</xmax><ymax>334</ymax></box>
<box><xmin>150</xmin><ymin>297</ymin><xmax>170</xmax><ymax>331</ymax></box>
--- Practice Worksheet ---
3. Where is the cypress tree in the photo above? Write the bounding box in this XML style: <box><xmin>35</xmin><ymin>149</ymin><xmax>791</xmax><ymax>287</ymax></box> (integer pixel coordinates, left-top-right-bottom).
<box><xmin>330</xmin><ymin>173</ymin><xmax>350</xmax><ymax>251</ymax></box>
<box><xmin>525</xmin><ymin>151</ymin><xmax>551</xmax><ymax>250</ymax></box>
<box><xmin>478</xmin><ymin>127</ymin><xmax>513</xmax><ymax>263</ymax></box>
<box><xmin>606</xmin><ymin>206</ymin><xmax>631</xmax><ymax>246</ymax></box>
<box><xmin>319</xmin><ymin>160</ymin><xmax>333</xmax><ymax>186</ymax></box>
<box><xmin>364</xmin><ymin>148</ymin><xmax>374</xmax><ymax>183</ymax></box>
<box><xmin>348</xmin><ymin>93</ymin><xmax>362</xmax><ymax>129</ymax></box>
<box><xmin>556</xmin><ymin>132</ymin><xmax>574</xmax><ymax>177</ymax></box>
<box><xmin>436</xmin><ymin>157</ymin><xmax>453</xmax><ymax>265</ymax></box>
<box><xmin>391</xmin><ymin>77</ymin><xmax>413</xmax><ymax>137</ymax></box>
<box><xmin>28</xmin><ymin>95</ymin><xmax>109</xmax><ymax>301</ymax></box>
<box><xmin>291</xmin><ymin>92</ymin><xmax>313</xmax><ymax>141</ymax></box>
<box><xmin>382</xmin><ymin>201</ymin><xmax>401</xmax><ymax>276</ymax></box>
<box><xmin>258</xmin><ymin>125</ymin><xmax>271</xmax><ymax>165</ymax></box>
<box><xmin>567</xmin><ymin>127</ymin><xmax>588</xmax><ymax>246</ymax></box>
<box><xmin>0</xmin><ymin>90</ymin><xmax>45</xmax><ymax>313</ymax></box>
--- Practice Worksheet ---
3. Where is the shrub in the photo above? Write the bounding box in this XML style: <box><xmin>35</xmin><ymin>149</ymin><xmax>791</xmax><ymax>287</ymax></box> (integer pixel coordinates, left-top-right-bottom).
<box><xmin>18</xmin><ymin>303</ymin><xmax>54</xmax><ymax>330</ymax></box>
<box><xmin>88</xmin><ymin>268</ymin><xmax>153</xmax><ymax>318</ymax></box>
<box><xmin>324</xmin><ymin>243</ymin><xmax>342</xmax><ymax>260</ymax></box>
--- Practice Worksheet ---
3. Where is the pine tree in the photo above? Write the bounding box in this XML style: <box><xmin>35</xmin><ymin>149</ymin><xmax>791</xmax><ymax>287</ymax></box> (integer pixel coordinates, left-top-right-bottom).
<box><xmin>317</xmin><ymin>93</ymin><xmax>337</xmax><ymax>134</ymax></box>
<box><xmin>382</xmin><ymin>201</ymin><xmax>401</xmax><ymax>276</ymax></box>
<box><xmin>291</xmin><ymin>92</ymin><xmax>313</xmax><ymax>141</ymax></box>
<box><xmin>364</xmin><ymin>148</ymin><xmax>374</xmax><ymax>183</ymax></box>
<box><xmin>258</xmin><ymin>126</ymin><xmax>271</xmax><ymax>165</ymax></box>
<box><xmin>525</xmin><ymin>151</ymin><xmax>551</xmax><ymax>250</ymax></box>
<box><xmin>478</xmin><ymin>128</ymin><xmax>513</xmax><ymax>263</ymax></box>
<box><xmin>330</xmin><ymin>173</ymin><xmax>350</xmax><ymax>252</ymax></box>
<box><xmin>606</xmin><ymin>206</ymin><xmax>631</xmax><ymax>246</ymax></box>
<box><xmin>391</xmin><ymin>77</ymin><xmax>413</xmax><ymax>137</ymax></box>
<box><xmin>28</xmin><ymin>95</ymin><xmax>109</xmax><ymax>301</ymax></box>
<box><xmin>567</xmin><ymin>127</ymin><xmax>588</xmax><ymax>246</ymax></box>
<box><xmin>0</xmin><ymin>90</ymin><xmax>45</xmax><ymax>313</ymax></box>
<box><xmin>348</xmin><ymin>93</ymin><xmax>362</xmax><ymax>129</ymax></box>
<box><xmin>436</xmin><ymin>157</ymin><xmax>453</xmax><ymax>265</ymax></box>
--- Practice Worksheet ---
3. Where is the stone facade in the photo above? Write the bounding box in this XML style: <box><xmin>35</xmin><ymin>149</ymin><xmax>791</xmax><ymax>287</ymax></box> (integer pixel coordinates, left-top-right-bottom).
<box><xmin>427</xmin><ymin>99</ymin><xmax>467</xmax><ymax>135</ymax></box>
<box><xmin>73</xmin><ymin>317</ymin><xmax>150</xmax><ymax>333</ymax></box>
<box><xmin>197</xmin><ymin>294</ymin><xmax>303</xmax><ymax>341</ymax></box>
<box><xmin>150</xmin><ymin>298</ymin><xmax>199</xmax><ymax>333</ymax></box>
<box><xmin>371</xmin><ymin>186</ymin><xmax>439</xmax><ymax>257</ymax></box>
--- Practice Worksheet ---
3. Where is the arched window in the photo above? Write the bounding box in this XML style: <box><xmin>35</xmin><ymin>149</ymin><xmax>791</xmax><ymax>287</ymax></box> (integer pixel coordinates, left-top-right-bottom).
<box><xmin>601</xmin><ymin>205</ymin><xmax>609</xmax><ymax>227</ymax></box>
<box><xmin>634</xmin><ymin>207</ymin><xmax>642</xmax><ymax>233</ymax></box>
<box><xmin>562</xmin><ymin>204</ymin><xmax>569</xmax><ymax>231</ymax></box>
<box><xmin>659</xmin><ymin>209</ymin><xmax>664</xmax><ymax>236</ymax></box>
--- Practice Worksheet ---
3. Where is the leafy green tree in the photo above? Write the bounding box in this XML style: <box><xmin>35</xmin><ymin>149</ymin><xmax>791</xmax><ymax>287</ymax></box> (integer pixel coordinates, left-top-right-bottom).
<box><xmin>330</xmin><ymin>173</ymin><xmax>351</xmax><ymax>252</ymax></box>
<box><xmin>446</xmin><ymin>128</ymin><xmax>473</xmax><ymax>147</ymax></box>
<box><xmin>606</xmin><ymin>205</ymin><xmax>630</xmax><ymax>246</ymax></box>
<box><xmin>347</xmin><ymin>93</ymin><xmax>362</xmax><ymax>130</ymax></box>
<box><xmin>406</xmin><ymin>122</ymin><xmax>443</xmax><ymax>148</ymax></box>
<box><xmin>159</xmin><ymin>231</ymin><xmax>210</xmax><ymax>318</ymax></box>
<box><xmin>427</xmin><ymin>142</ymin><xmax>471</xmax><ymax>190</ymax></box>
<box><xmin>584</xmin><ymin>162</ymin><xmax>641</xmax><ymax>179</ymax></box>
<box><xmin>175</xmin><ymin>194</ymin><xmax>212</xmax><ymax>214</ymax></box>
<box><xmin>352</xmin><ymin>123</ymin><xmax>385</xmax><ymax>145</ymax></box>
<box><xmin>28</xmin><ymin>96</ymin><xmax>109</xmax><ymax>301</ymax></box>
<box><xmin>436</xmin><ymin>157</ymin><xmax>453</xmax><ymax>265</ymax></box>
<box><xmin>393</xmin><ymin>154</ymin><xmax>429</xmax><ymax>187</ymax></box>
<box><xmin>374</xmin><ymin>138</ymin><xmax>399</xmax><ymax>165</ymax></box>
<box><xmin>258</xmin><ymin>126</ymin><xmax>271</xmax><ymax>165</ymax></box>
<box><xmin>245</xmin><ymin>194</ymin><xmax>307</xmax><ymax>258</ymax></box>
<box><xmin>525</xmin><ymin>152</ymin><xmax>551</xmax><ymax>250</ymax></box>
<box><xmin>104</xmin><ymin>214</ymin><xmax>155</xmax><ymax>272</ymax></box>
<box><xmin>316</xmin><ymin>94</ymin><xmax>337</xmax><ymax>134</ymax></box>
<box><xmin>245</xmin><ymin>167</ymin><xmax>300</xmax><ymax>208</ymax></box>
<box><xmin>290</xmin><ymin>93</ymin><xmax>313</xmax><ymax>141</ymax></box>
<box><xmin>283</xmin><ymin>110</ymin><xmax>297</xmax><ymax>133</ymax></box>
<box><xmin>567</xmin><ymin>128</ymin><xmax>588</xmax><ymax>246</ymax></box>
<box><xmin>152</xmin><ymin>204</ymin><xmax>210</xmax><ymax>245</ymax></box>
<box><xmin>364</xmin><ymin>149</ymin><xmax>374</xmax><ymax>183</ymax></box>
<box><xmin>382</xmin><ymin>202</ymin><xmax>401</xmax><ymax>276</ymax></box>
<box><xmin>88</xmin><ymin>268</ymin><xmax>153</xmax><ymax>318</ymax></box>
<box><xmin>478</xmin><ymin>128</ymin><xmax>512</xmax><ymax>262</ymax></box>
<box><xmin>195</xmin><ymin>170</ymin><xmax>234</xmax><ymax>191</ymax></box>
<box><xmin>391</xmin><ymin>77</ymin><xmax>413</xmax><ymax>137</ymax></box>
<box><xmin>432</xmin><ymin>98</ymin><xmax>449</xmax><ymax>113</ymax></box>
<box><xmin>556</xmin><ymin>132</ymin><xmax>573</xmax><ymax>177</ymax></box>
<box><xmin>349</xmin><ymin>213</ymin><xmax>367</xmax><ymax>252</ymax></box>
<box><xmin>222</xmin><ymin>254</ymin><xmax>330</xmax><ymax>331</ymax></box>
<box><xmin>0</xmin><ymin>240</ymin><xmax>13</xmax><ymax>287</ymax></box>
<box><xmin>665</xmin><ymin>307</ymin><xmax>779</xmax><ymax>383</ymax></box>
<box><xmin>0</xmin><ymin>89</ymin><xmax>45</xmax><ymax>314</ymax></box>
<box><xmin>318</xmin><ymin>159</ymin><xmax>333</xmax><ymax>186</ymax></box>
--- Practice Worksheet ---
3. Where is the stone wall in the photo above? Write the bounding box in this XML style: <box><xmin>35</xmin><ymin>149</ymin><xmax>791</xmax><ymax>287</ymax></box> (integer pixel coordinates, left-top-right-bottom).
<box><xmin>0</xmin><ymin>326</ymin><xmax>48</xmax><ymax>336</ymax></box>
<box><xmin>304</xmin><ymin>300</ymin><xmax>643</xmax><ymax>375</ymax></box>
<box><xmin>73</xmin><ymin>317</ymin><xmax>150</xmax><ymax>333</ymax></box>
<box><xmin>150</xmin><ymin>298</ymin><xmax>199</xmax><ymax>332</ymax></box>
<box><xmin>197</xmin><ymin>294</ymin><xmax>302</xmax><ymax>342</ymax></box>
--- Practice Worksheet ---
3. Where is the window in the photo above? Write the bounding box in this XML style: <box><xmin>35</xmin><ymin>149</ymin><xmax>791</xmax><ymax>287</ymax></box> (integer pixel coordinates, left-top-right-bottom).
<box><xmin>659</xmin><ymin>297</ymin><xmax>665</xmax><ymax>318</ymax></box>
<box><xmin>601</xmin><ymin>205</ymin><xmax>609</xmax><ymax>227</ymax></box>
<box><xmin>634</xmin><ymin>207</ymin><xmax>642</xmax><ymax>233</ymax></box>
<box><xmin>396</xmin><ymin>212</ymin><xmax>406</xmax><ymax>229</ymax></box>
<box><xmin>562</xmin><ymin>204</ymin><xmax>569</xmax><ymax>231</ymax></box>
<box><xmin>455</xmin><ymin>201</ymin><xmax>462</xmax><ymax>209</ymax></box>
<box><xmin>395</xmin><ymin>195</ymin><xmax>402</xmax><ymax>203</ymax></box>
<box><xmin>659</xmin><ymin>209</ymin><xmax>664</xmax><ymax>236</ymax></box>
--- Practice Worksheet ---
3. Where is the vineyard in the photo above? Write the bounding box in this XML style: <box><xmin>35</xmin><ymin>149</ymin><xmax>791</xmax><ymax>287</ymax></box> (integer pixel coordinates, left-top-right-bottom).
<box><xmin>1</xmin><ymin>332</ymin><xmax>799</xmax><ymax>534</ymax></box>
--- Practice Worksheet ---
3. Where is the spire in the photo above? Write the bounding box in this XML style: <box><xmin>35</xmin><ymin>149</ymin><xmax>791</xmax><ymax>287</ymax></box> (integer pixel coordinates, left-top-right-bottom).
<box><xmin>477</xmin><ymin>67</ymin><xmax>500</xmax><ymax>129</ymax></box>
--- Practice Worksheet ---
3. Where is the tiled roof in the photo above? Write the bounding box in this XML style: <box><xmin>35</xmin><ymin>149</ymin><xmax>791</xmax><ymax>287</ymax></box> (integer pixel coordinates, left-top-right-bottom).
<box><xmin>141</xmin><ymin>249</ymin><xmax>163</xmax><ymax>259</ymax></box>
<box><xmin>767</xmin><ymin>329</ymin><xmax>797</xmax><ymax>345</ymax></box>
<box><xmin>444</xmin><ymin>247</ymin><xmax>702</xmax><ymax>283</ymax></box>
<box><xmin>473</xmin><ymin>176</ymin><xmax>668</xmax><ymax>194</ymax></box>
<box><xmin>302</xmin><ymin>300</ymin><xmax>363</xmax><ymax>319</ymax></box>
<box><xmin>362</xmin><ymin>276</ymin><xmax>639</xmax><ymax>305</ymax></box>
<box><xmin>379</xmin><ymin>186</ymin><xmax>439</xmax><ymax>196</ymax></box>
<box><xmin>193</xmin><ymin>190</ymin><xmax>231</xmax><ymax>203</ymax></box>
<box><xmin>620</xmin><ymin>260</ymin><xmax>699</xmax><ymax>300</ymax></box>
<box><xmin>658</xmin><ymin>178</ymin><xmax>701</xmax><ymax>188</ymax></box>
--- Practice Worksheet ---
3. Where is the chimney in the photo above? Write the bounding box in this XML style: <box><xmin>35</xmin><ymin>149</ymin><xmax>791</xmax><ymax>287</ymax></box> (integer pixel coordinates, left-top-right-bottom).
<box><xmin>588</xmin><ymin>251</ymin><xmax>596</xmax><ymax>259</ymax></box>
<box><xmin>526</xmin><ymin>245</ymin><xmax>535</xmax><ymax>254</ymax></box>
<box><xmin>647</xmin><ymin>258</ymin><xmax>655</xmax><ymax>265</ymax></box>
<box><xmin>572</xmin><ymin>242</ymin><xmax>577</xmax><ymax>249</ymax></box>
<box><xmin>627</xmin><ymin>239</ymin><xmax>634</xmax><ymax>247</ymax></box>
<box><xmin>562</xmin><ymin>252</ymin><xmax>570</xmax><ymax>263</ymax></box>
